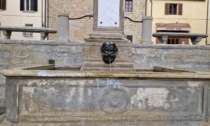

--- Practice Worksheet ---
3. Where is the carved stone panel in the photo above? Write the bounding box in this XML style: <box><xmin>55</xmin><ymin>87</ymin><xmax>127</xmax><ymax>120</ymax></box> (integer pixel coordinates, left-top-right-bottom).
<box><xmin>6</xmin><ymin>78</ymin><xmax>206</xmax><ymax>123</ymax></box>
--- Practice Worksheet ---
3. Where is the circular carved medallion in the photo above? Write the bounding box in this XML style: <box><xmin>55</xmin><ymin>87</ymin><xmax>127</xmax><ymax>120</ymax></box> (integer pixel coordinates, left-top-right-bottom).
<box><xmin>98</xmin><ymin>87</ymin><xmax>129</xmax><ymax>114</ymax></box>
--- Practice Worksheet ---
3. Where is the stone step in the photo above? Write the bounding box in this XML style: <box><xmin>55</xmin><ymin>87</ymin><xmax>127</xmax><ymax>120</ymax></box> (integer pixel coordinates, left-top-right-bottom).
<box><xmin>89</xmin><ymin>32</ymin><xmax>126</xmax><ymax>39</ymax></box>
<box><xmin>82</xmin><ymin>61</ymin><xmax>133</xmax><ymax>68</ymax></box>
<box><xmin>81</xmin><ymin>67</ymin><xmax>135</xmax><ymax>72</ymax></box>
<box><xmin>85</xmin><ymin>38</ymin><xmax>130</xmax><ymax>43</ymax></box>
<box><xmin>86</xmin><ymin>58</ymin><xmax>132</xmax><ymax>63</ymax></box>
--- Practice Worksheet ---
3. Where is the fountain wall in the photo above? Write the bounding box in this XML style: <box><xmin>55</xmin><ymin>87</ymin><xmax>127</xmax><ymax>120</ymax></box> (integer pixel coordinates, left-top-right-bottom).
<box><xmin>0</xmin><ymin>40</ymin><xmax>210</xmax><ymax>126</ymax></box>
<box><xmin>0</xmin><ymin>40</ymin><xmax>209</xmax><ymax>72</ymax></box>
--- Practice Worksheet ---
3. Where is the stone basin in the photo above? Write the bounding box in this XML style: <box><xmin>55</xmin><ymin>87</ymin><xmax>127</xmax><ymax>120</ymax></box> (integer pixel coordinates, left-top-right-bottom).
<box><xmin>1</xmin><ymin>65</ymin><xmax>210</xmax><ymax>125</ymax></box>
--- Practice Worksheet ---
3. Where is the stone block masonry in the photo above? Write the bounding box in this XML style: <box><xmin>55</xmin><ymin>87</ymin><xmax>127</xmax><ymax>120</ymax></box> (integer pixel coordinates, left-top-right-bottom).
<box><xmin>1</xmin><ymin>40</ymin><xmax>210</xmax><ymax>125</ymax></box>
<box><xmin>2</xmin><ymin>70</ymin><xmax>210</xmax><ymax>126</ymax></box>
<box><xmin>133</xmin><ymin>44</ymin><xmax>210</xmax><ymax>72</ymax></box>
<box><xmin>0</xmin><ymin>40</ymin><xmax>210</xmax><ymax>72</ymax></box>
<box><xmin>0</xmin><ymin>40</ymin><xmax>209</xmax><ymax>83</ymax></box>
<box><xmin>0</xmin><ymin>40</ymin><xmax>85</xmax><ymax>69</ymax></box>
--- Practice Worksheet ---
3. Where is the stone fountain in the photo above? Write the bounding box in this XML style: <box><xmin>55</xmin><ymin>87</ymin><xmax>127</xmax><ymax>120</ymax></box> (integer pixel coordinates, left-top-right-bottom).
<box><xmin>1</xmin><ymin>0</ymin><xmax>210</xmax><ymax>126</ymax></box>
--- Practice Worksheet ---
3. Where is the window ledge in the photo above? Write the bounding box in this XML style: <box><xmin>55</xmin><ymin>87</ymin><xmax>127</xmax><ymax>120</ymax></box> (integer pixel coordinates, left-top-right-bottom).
<box><xmin>21</xmin><ymin>11</ymin><xmax>37</xmax><ymax>13</ymax></box>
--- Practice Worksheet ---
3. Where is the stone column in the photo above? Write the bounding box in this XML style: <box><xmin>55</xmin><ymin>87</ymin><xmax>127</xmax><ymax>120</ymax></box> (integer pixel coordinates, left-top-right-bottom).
<box><xmin>141</xmin><ymin>16</ymin><xmax>153</xmax><ymax>44</ymax></box>
<box><xmin>58</xmin><ymin>13</ymin><xmax>69</xmax><ymax>42</ymax></box>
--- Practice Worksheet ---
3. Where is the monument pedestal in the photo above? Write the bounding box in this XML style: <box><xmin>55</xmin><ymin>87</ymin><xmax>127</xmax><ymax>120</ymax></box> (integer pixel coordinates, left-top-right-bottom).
<box><xmin>81</xmin><ymin>32</ymin><xmax>133</xmax><ymax>71</ymax></box>
<box><xmin>81</xmin><ymin>0</ymin><xmax>133</xmax><ymax>71</ymax></box>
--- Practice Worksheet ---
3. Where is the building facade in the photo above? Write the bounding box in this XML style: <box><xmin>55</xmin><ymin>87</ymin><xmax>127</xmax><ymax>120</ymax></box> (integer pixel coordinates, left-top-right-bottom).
<box><xmin>48</xmin><ymin>0</ymin><xmax>146</xmax><ymax>43</ymax></box>
<box><xmin>146</xmin><ymin>0</ymin><xmax>209</xmax><ymax>45</ymax></box>
<box><xmin>1</xmin><ymin>0</ymin><xmax>209</xmax><ymax>44</ymax></box>
<box><xmin>0</xmin><ymin>0</ymin><xmax>48</xmax><ymax>40</ymax></box>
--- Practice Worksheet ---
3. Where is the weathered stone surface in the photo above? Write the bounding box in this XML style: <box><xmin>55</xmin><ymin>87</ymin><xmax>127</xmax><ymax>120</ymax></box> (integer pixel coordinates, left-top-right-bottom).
<box><xmin>4</xmin><ymin>76</ymin><xmax>207</xmax><ymax>124</ymax></box>
<box><xmin>0</xmin><ymin>40</ymin><xmax>85</xmax><ymax>69</ymax></box>
<box><xmin>132</xmin><ymin>45</ymin><xmax>210</xmax><ymax>72</ymax></box>
<box><xmin>0</xmin><ymin>85</ymin><xmax>5</xmax><ymax>123</ymax></box>
<box><xmin>0</xmin><ymin>85</ymin><xmax>5</xmax><ymax>107</ymax></box>
<box><xmin>0</xmin><ymin>40</ymin><xmax>210</xmax><ymax>72</ymax></box>
<box><xmin>1</xmin><ymin>41</ymin><xmax>210</xmax><ymax>125</ymax></box>
<box><xmin>1</xmin><ymin>121</ymin><xmax>210</xmax><ymax>126</ymax></box>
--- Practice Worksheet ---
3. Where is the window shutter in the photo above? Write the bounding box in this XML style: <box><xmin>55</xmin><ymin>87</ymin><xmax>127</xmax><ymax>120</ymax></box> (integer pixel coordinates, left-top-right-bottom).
<box><xmin>2</xmin><ymin>0</ymin><xmax>6</xmax><ymax>10</ymax></box>
<box><xmin>178</xmin><ymin>4</ymin><xmax>183</xmax><ymax>15</ymax></box>
<box><xmin>34</xmin><ymin>0</ymin><xmax>38</xmax><ymax>11</ymax></box>
<box><xmin>165</xmin><ymin>3</ymin><xmax>169</xmax><ymax>15</ymax></box>
<box><xmin>20</xmin><ymin>0</ymin><xmax>24</xmax><ymax>11</ymax></box>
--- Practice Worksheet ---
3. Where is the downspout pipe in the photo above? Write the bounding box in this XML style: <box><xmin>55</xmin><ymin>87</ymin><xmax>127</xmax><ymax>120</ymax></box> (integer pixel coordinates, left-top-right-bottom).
<box><xmin>47</xmin><ymin>0</ymin><xmax>49</xmax><ymax>28</ymax></box>
<box><xmin>44</xmin><ymin>0</ymin><xmax>47</xmax><ymax>28</ymax></box>
<box><xmin>41</xmin><ymin>0</ymin><xmax>43</xmax><ymax>27</ymax></box>
<box><xmin>145</xmin><ymin>0</ymin><xmax>147</xmax><ymax>16</ymax></box>
<box><xmin>206</xmin><ymin>0</ymin><xmax>209</xmax><ymax>45</ymax></box>
<box><xmin>150</xmin><ymin>0</ymin><xmax>153</xmax><ymax>16</ymax></box>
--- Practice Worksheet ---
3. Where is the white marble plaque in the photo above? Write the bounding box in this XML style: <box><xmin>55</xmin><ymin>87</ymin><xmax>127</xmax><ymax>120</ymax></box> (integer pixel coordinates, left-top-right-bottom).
<box><xmin>98</xmin><ymin>0</ymin><xmax>120</xmax><ymax>27</ymax></box>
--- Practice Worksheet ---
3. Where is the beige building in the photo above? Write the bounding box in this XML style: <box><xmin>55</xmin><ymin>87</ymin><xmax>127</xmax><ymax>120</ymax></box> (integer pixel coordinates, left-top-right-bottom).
<box><xmin>49</xmin><ymin>0</ymin><xmax>146</xmax><ymax>43</ymax></box>
<box><xmin>0</xmin><ymin>0</ymin><xmax>48</xmax><ymax>40</ymax></box>
<box><xmin>146</xmin><ymin>0</ymin><xmax>209</xmax><ymax>45</ymax></box>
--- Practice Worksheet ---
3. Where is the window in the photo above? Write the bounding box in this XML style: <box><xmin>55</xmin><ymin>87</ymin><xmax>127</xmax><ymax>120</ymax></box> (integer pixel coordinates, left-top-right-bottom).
<box><xmin>165</xmin><ymin>3</ymin><xmax>182</xmax><ymax>15</ymax></box>
<box><xmin>20</xmin><ymin>0</ymin><xmax>38</xmax><ymax>12</ymax></box>
<box><xmin>125</xmin><ymin>0</ymin><xmax>133</xmax><ymax>12</ymax></box>
<box><xmin>167</xmin><ymin>38</ymin><xmax>179</xmax><ymax>44</ymax></box>
<box><xmin>127</xmin><ymin>35</ymin><xmax>133</xmax><ymax>42</ymax></box>
<box><xmin>23</xmin><ymin>24</ymin><xmax>33</xmax><ymax>37</ymax></box>
<box><xmin>0</xmin><ymin>0</ymin><xmax>6</xmax><ymax>10</ymax></box>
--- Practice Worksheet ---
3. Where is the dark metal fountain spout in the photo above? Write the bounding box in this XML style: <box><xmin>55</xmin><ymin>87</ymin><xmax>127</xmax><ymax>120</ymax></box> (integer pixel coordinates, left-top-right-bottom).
<box><xmin>100</xmin><ymin>42</ymin><xmax>118</xmax><ymax>64</ymax></box>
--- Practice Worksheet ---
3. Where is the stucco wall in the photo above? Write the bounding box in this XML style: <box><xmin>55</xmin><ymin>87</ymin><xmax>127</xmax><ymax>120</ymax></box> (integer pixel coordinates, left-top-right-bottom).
<box><xmin>0</xmin><ymin>0</ymin><xmax>46</xmax><ymax>40</ymax></box>
<box><xmin>147</xmin><ymin>0</ymin><xmax>208</xmax><ymax>45</ymax></box>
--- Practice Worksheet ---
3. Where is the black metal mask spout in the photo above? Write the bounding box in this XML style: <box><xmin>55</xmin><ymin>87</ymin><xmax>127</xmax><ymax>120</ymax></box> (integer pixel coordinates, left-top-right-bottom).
<box><xmin>100</xmin><ymin>42</ymin><xmax>118</xmax><ymax>64</ymax></box>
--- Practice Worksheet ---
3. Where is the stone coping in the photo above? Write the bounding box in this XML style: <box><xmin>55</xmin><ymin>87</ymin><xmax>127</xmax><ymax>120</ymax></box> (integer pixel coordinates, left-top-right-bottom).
<box><xmin>132</xmin><ymin>44</ymin><xmax>210</xmax><ymax>49</ymax></box>
<box><xmin>0</xmin><ymin>39</ymin><xmax>210</xmax><ymax>50</ymax></box>
<box><xmin>0</xmin><ymin>39</ymin><xmax>85</xmax><ymax>46</ymax></box>
<box><xmin>1</xmin><ymin>69</ymin><xmax>210</xmax><ymax>79</ymax></box>
<box><xmin>153</xmin><ymin>32</ymin><xmax>208</xmax><ymax>37</ymax></box>
<box><xmin>152</xmin><ymin>32</ymin><xmax>208</xmax><ymax>45</ymax></box>
<box><xmin>0</xmin><ymin>26</ymin><xmax>57</xmax><ymax>33</ymax></box>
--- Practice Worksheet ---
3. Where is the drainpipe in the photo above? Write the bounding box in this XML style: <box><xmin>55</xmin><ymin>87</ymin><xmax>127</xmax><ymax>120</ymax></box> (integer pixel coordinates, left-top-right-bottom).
<box><xmin>47</xmin><ymin>0</ymin><xmax>49</xmax><ymax>28</ymax></box>
<box><xmin>46</xmin><ymin>0</ymin><xmax>49</xmax><ymax>40</ymax></box>
<box><xmin>44</xmin><ymin>0</ymin><xmax>47</xmax><ymax>28</ymax></box>
<box><xmin>145</xmin><ymin>0</ymin><xmax>147</xmax><ymax>16</ymax></box>
<box><xmin>41</xmin><ymin>0</ymin><xmax>43</xmax><ymax>27</ymax></box>
<box><xmin>150</xmin><ymin>0</ymin><xmax>153</xmax><ymax>16</ymax></box>
<box><xmin>206</xmin><ymin>0</ymin><xmax>209</xmax><ymax>45</ymax></box>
